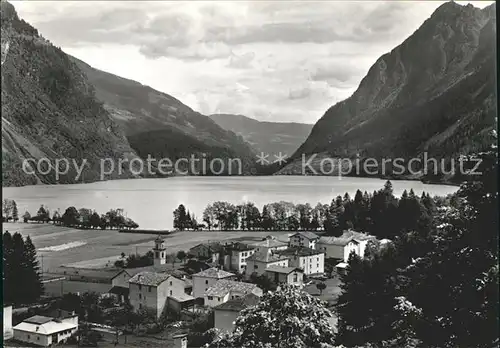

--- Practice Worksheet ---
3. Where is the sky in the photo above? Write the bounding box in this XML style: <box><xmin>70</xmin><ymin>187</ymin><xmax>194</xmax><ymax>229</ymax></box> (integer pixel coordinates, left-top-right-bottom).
<box><xmin>12</xmin><ymin>1</ymin><xmax>493</xmax><ymax>124</ymax></box>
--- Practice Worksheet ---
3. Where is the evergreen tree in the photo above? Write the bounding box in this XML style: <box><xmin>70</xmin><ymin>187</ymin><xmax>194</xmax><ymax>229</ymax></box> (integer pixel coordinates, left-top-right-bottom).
<box><xmin>173</xmin><ymin>204</ymin><xmax>187</xmax><ymax>230</ymax></box>
<box><xmin>12</xmin><ymin>200</ymin><xmax>18</xmax><ymax>222</ymax></box>
<box><xmin>23</xmin><ymin>236</ymin><xmax>44</xmax><ymax>302</ymax></box>
<box><xmin>261</xmin><ymin>205</ymin><xmax>274</xmax><ymax>231</ymax></box>
<box><xmin>22</xmin><ymin>211</ymin><xmax>31</xmax><ymax>223</ymax></box>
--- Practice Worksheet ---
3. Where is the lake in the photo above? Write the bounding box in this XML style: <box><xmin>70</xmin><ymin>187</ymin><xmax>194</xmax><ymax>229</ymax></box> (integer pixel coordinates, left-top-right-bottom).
<box><xmin>3</xmin><ymin>176</ymin><xmax>458</xmax><ymax>230</ymax></box>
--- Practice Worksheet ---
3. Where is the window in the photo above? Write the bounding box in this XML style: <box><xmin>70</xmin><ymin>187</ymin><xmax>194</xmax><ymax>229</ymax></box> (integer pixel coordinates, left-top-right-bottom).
<box><xmin>28</xmin><ymin>335</ymin><xmax>30</xmax><ymax>339</ymax></box>
<box><xmin>139</xmin><ymin>294</ymin><xmax>142</xmax><ymax>299</ymax></box>
<box><xmin>170</xmin><ymin>290</ymin><xmax>172</xmax><ymax>296</ymax></box>
<box><xmin>208</xmin><ymin>296</ymin><xmax>213</xmax><ymax>300</ymax></box>
<box><xmin>254</xmin><ymin>265</ymin><xmax>258</xmax><ymax>269</ymax></box>
<box><xmin>148</xmin><ymin>286</ymin><xmax>152</xmax><ymax>292</ymax></box>
<box><xmin>293</xmin><ymin>274</ymin><xmax>298</xmax><ymax>282</ymax></box>
<box><xmin>205</xmin><ymin>280</ymin><xmax>208</xmax><ymax>285</ymax></box>
<box><xmin>139</xmin><ymin>304</ymin><xmax>142</xmax><ymax>309</ymax></box>
<box><xmin>155</xmin><ymin>252</ymin><xmax>159</xmax><ymax>258</ymax></box>
<box><xmin>37</xmin><ymin>337</ymin><xmax>40</xmax><ymax>341</ymax></box>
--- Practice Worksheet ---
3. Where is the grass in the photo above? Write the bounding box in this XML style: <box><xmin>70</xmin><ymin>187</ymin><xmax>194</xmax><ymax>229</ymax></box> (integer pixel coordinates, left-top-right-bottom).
<box><xmin>2</xmin><ymin>222</ymin><xmax>291</xmax><ymax>271</ymax></box>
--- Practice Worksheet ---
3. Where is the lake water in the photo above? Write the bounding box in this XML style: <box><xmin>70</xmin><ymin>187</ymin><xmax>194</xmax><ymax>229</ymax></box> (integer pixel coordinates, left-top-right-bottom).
<box><xmin>3</xmin><ymin>176</ymin><xmax>458</xmax><ymax>230</ymax></box>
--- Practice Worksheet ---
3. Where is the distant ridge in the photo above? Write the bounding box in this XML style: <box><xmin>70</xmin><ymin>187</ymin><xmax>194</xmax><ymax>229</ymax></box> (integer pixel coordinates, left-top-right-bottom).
<box><xmin>210</xmin><ymin>113</ymin><xmax>313</xmax><ymax>156</ymax></box>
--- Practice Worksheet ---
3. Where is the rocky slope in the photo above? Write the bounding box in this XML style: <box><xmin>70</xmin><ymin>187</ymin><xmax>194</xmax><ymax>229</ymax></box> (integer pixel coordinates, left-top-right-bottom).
<box><xmin>1</xmin><ymin>1</ymin><xmax>140</xmax><ymax>186</ymax></box>
<box><xmin>210</xmin><ymin>113</ymin><xmax>313</xmax><ymax>157</ymax></box>
<box><xmin>72</xmin><ymin>58</ymin><xmax>257</xmax><ymax>175</ymax></box>
<box><xmin>279</xmin><ymin>2</ymin><xmax>497</xmax><ymax>182</ymax></box>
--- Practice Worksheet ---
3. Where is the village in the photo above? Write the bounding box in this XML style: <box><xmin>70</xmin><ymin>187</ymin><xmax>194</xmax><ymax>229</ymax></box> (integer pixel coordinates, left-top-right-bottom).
<box><xmin>3</xmin><ymin>228</ymin><xmax>391</xmax><ymax>347</ymax></box>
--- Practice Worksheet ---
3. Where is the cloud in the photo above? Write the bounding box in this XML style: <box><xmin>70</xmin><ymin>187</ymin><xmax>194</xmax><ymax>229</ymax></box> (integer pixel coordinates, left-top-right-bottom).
<box><xmin>11</xmin><ymin>1</ymin><xmax>494</xmax><ymax>124</ymax></box>
<box><xmin>227</xmin><ymin>51</ymin><xmax>255</xmax><ymax>69</ymax></box>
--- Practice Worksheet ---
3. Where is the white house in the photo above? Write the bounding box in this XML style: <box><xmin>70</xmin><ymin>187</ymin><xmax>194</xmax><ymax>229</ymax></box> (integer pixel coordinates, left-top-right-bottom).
<box><xmin>245</xmin><ymin>251</ymin><xmax>290</xmax><ymax>277</ymax></box>
<box><xmin>289</xmin><ymin>232</ymin><xmax>320</xmax><ymax>249</ymax></box>
<box><xmin>277</xmin><ymin>247</ymin><xmax>325</xmax><ymax>275</ymax></box>
<box><xmin>129</xmin><ymin>271</ymin><xmax>187</xmax><ymax>318</ymax></box>
<box><xmin>13</xmin><ymin>314</ymin><xmax>78</xmax><ymax>347</ymax></box>
<box><xmin>192</xmin><ymin>267</ymin><xmax>236</xmax><ymax>299</ymax></box>
<box><xmin>316</xmin><ymin>230</ymin><xmax>376</xmax><ymax>262</ymax></box>
<box><xmin>3</xmin><ymin>305</ymin><xmax>13</xmax><ymax>340</ymax></box>
<box><xmin>204</xmin><ymin>280</ymin><xmax>263</xmax><ymax>307</ymax></box>
<box><xmin>250</xmin><ymin>238</ymin><xmax>288</xmax><ymax>255</ymax></box>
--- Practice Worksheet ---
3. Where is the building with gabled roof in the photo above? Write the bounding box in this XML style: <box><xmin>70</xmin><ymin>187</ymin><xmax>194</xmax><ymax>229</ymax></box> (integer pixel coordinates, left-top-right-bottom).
<box><xmin>289</xmin><ymin>231</ymin><xmax>320</xmax><ymax>249</ymax></box>
<box><xmin>204</xmin><ymin>279</ymin><xmax>263</xmax><ymax>307</ymax></box>
<box><xmin>192</xmin><ymin>267</ymin><xmax>236</xmax><ymax>299</ymax></box>
<box><xmin>13</xmin><ymin>314</ymin><xmax>78</xmax><ymax>347</ymax></box>
<box><xmin>316</xmin><ymin>230</ymin><xmax>376</xmax><ymax>262</ymax></box>
<box><xmin>245</xmin><ymin>251</ymin><xmax>290</xmax><ymax>277</ymax></box>
<box><xmin>276</xmin><ymin>247</ymin><xmax>325</xmax><ymax>275</ymax></box>
<box><xmin>128</xmin><ymin>271</ymin><xmax>189</xmax><ymax>318</ymax></box>
<box><xmin>264</xmin><ymin>266</ymin><xmax>304</xmax><ymax>287</ymax></box>
<box><xmin>250</xmin><ymin>238</ymin><xmax>288</xmax><ymax>255</ymax></box>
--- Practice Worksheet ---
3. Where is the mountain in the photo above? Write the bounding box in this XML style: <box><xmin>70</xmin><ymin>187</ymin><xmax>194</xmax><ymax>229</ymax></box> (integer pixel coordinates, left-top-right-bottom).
<box><xmin>72</xmin><ymin>59</ymin><xmax>257</xmax><ymax>175</ymax></box>
<box><xmin>1</xmin><ymin>1</ymin><xmax>140</xmax><ymax>186</ymax></box>
<box><xmin>210</xmin><ymin>114</ymin><xmax>313</xmax><ymax>156</ymax></box>
<box><xmin>278</xmin><ymin>2</ymin><xmax>496</xmax><ymax>182</ymax></box>
<box><xmin>1</xmin><ymin>1</ymin><xmax>257</xmax><ymax>187</ymax></box>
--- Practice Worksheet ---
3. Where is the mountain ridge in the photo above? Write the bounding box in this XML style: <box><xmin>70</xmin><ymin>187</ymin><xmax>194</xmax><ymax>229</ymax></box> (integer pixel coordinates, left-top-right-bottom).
<box><xmin>210</xmin><ymin>113</ymin><xmax>313</xmax><ymax>157</ymax></box>
<box><xmin>278</xmin><ymin>1</ymin><xmax>496</xmax><ymax>182</ymax></box>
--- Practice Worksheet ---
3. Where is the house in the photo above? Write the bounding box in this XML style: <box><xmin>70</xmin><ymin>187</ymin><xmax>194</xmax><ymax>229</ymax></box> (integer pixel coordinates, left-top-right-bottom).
<box><xmin>3</xmin><ymin>305</ymin><xmax>13</xmax><ymax>340</ymax></box>
<box><xmin>264</xmin><ymin>266</ymin><xmax>304</xmax><ymax>287</ymax></box>
<box><xmin>245</xmin><ymin>251</ymin><xmax>290</xmax><ymax>277</ymax></box>
<box><xmin>188</xmin><ymin>242</ymin><xmax>224</xmax><ymax>263</ymax></box>
<box><xmin>204</xmin><ymin>280</ymin><xmax>263</xmax><ymax>307</ymax></box>
<box><xmin>277</xmin><ymin>247</ymin><xmax>325</xmax><ymax>275</ymax></box>
<box><xmin>316</xmin><ymin>230</ymin><xmax>376</xmax><ymax>262</ymax></box>
<box><xmin>213</xmin><ymin>293</ymin><xmax>260</xmax><ymax>332</ymax></box>
<box><xmin>192</xmin><ymin>267</ymin><xmax>236</xmax><ymax>299</ymax></box>
<box><xmin>289</xmin><ymin>231</ymin><xmax>320</xmax><ymax>249</ymax></box>
<box><xmin>223</xmin><ymin>242</ymin><xmax>256</xmax><ymax>273</ymax></box>
<box><xmin>13</xmin><ymin>314</ymin><xmax>78</xmax><ymax>347</ymax></box>
<box><xmin>250</xmin><ymin>238</ymin><xmax>288</xmax><ymax>254</ymax></box>
<box><xmin>43</xmin><ymin>268</ymin><xmax>132</xmax><ymax>297</ymax></box>
<box><xmin>129</xmin><ymin>271</ymin><xmax>188</xmax><ymax>318</ymax></box>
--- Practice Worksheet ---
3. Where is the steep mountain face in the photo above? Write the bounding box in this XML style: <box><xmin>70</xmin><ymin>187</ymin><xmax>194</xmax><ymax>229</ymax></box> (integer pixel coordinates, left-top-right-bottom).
<box><xmin>279</xmin><ymin>2</ymin><xmax>496</xmax><ymax>182</ymax></box>
<box><xmin>1</xmin><ymin>1</ymin><xmax>140</xmax><ymax>186</ymax></box>
<box><xmin>72</xmin><ymin>59</ymin><xmax>257</xmax><ymax>174</ymax></box>
<box><xmin>210</xmin><ymin>114</ymin><xmax>313</xmax><ymax>156</ymax></box>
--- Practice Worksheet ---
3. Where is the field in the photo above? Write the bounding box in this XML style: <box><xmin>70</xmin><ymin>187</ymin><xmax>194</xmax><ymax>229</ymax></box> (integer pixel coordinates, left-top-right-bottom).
<box><xmin>2</xmin><ymin>222</ymin><xmax>291</xmax><ymax>271</ymax></box>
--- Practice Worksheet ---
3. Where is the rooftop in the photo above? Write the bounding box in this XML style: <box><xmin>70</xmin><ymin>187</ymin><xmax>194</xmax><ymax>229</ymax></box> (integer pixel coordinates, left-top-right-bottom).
<box><xmin>193</xmin><ymin>267</ymin><xmax>235</xmax><ymax>279</ymax></box>
<box><xmin>265</xmin><ymin>266</ymin><xmax>303</xmax><ymax>274</ymax></box>
<box><xmin>246</xmin><ymin>251</ymin><xmax>289</xmax><ymax>263</ymax></box>
<box><xmin>206</xmin><ymin>279</ymin><xmax>261</xmax><ymax>297</ymax></box>
<box><xmin>190</xmin><ymin>242</ymin><xmax>225</xmax><ymax>253</ymax></box>
<box><xmin>24</xmin><ymin>315</ymin><xmax>53</xmax><ymax>325</ymax></box>
<box><xmin>225</xmin><ymin>242</ymin><xmax>255</xmax><ymax>252</ymax></box>
<box><xmin>250</xmin><ymin>239</ymin><xmax>287</xmax><ymax>248</ymax></box>
<box><xmin>277</xmin><ymin>247</ymin><xmax>324</xmax><ymax>257</ymax></box>
<box><xmin>126</xmin><ymin>265</ymin><xmax>187</xmax><ymax>280</ymax></box>
<box><xmin>129</xmin><ymin>271</ymin><xmax>171</xmax><ymax>286</ymax></box>
<box><xmin>214</xmin><ymin>293</ymin><xmax>260</xmax><ymax>312</ymax></box>
<box><xmin>14</xmin><ymin>316</ymin><xmax>77</xmax><ymax>335</ymax></box>
<box><xmin>291</xmin><ymin>231</ymin><xmax>320</xmax><ymax>240</ymax></box>
<box><xmin>318</xmin><ymin>230</ymin><xmax>376</xmax><ymax>246</ymax></box>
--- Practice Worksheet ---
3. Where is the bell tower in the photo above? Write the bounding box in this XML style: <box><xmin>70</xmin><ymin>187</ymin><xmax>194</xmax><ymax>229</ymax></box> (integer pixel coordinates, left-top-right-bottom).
<box><xmin>153</xmin><ymin>236</ymin><xmax>166</xmax><ymax>266</ymax></box>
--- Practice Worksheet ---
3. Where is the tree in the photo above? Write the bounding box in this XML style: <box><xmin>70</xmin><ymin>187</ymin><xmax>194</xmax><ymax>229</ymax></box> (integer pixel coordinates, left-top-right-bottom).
<box><xmin>177</xmin><ymin>250</ymin><xmax>187</xmax><ymax>264</ymax></box>
<box><xmin>316</xmin><ymin>282</ymin><xmax>326</xmax><ymax>296</ymax></box>
<box><xmin>12</xmin><ymin>200</ymin><xmax>18</xmax><ymax>222</ymax></box>
<box><xmin>62</xmin><ymin>206</ymin><xmax>79</xmax><ymax>226</ymax></box>
<box><xmin>203</xmin><ymin>204</ymin><xmax>216</xmax><ymax>230</ymax></box>
<box><xmin>36</xmin><ymin>205</ymin><xmax>50</xmax><ymax>223</ymax></box>
<box><xmin>22</xmin><ymin>211</ymin><xmax>31</xmax><ymax>223</ymax></box>
<box><xmin>23</xmin><ymin>235</ymin><xmax>44</xmax><ymax>302</ymax></box>
<box><xmin>261</xmin><ymin>205</ymin><xmax>274</xmax><ymax>231</ymax></box>
<box><xmin>89</xmin><ymin>212</ymin><xmax>101</xmax><ymax>229</ymax></box>
<box><xmin>173</xmin><ymin>204</ymin><xmax>187</xmax><ymax>230</ymax></box>
<box><xmin>207</xmin><ymin>285</ymin><xmax>336</xmax><ymax>348</ymax></box>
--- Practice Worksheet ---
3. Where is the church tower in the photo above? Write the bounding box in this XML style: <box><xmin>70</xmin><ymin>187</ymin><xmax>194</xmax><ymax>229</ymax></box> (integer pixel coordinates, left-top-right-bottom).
<box><xmin>153</xmin><ymin>236</ymin><xmax>166</xmax><ymax>266</ymax></box>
